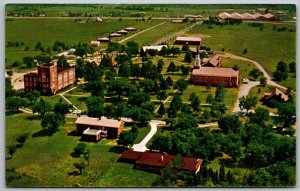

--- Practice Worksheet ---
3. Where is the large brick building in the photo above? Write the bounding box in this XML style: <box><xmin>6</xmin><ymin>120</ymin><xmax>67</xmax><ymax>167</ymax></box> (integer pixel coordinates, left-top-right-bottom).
<box><xmin>190</xmin><ymin>54</ymin><xmax>239</xmax><ymax>87</ymax></box>
<box><xmin>75</xmin><ymin>116</ymin><xmax>124</xmax><ymax>141</ymax></box>
<box><xmin>24</xmin><ymin>63</ymin><xmax>75</xmax><ymax>94</ymax></box>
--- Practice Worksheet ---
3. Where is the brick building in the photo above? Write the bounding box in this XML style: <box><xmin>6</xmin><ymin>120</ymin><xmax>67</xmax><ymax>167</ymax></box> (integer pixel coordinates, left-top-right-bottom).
<box><xmin>75</xmin><ymin>116</ymin><xmax>124</xmax><ymax>140</ymax></box>
<box><xmin>190</xmin><ymin>54</ymin><xmax>239</xmax><ymax>87</ymax></box>
<box><xmin>24</xmin><ymin>63</ymin><xmax>75</xmax><ymax>94</ymax></box>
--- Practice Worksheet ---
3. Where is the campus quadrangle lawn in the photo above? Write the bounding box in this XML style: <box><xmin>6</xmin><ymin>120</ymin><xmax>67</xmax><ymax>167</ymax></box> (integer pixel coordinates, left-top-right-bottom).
<box><xmin>5</xmin><ymin>112</ymin><xmax>157</xmax><ymax>187</ymax></box>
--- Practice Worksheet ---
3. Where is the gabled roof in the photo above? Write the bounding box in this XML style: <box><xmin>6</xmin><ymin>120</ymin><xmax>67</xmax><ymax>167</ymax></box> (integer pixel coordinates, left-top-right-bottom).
<box><xmin>264</xmin><ymin>88</ymin><xmax>289</xmax><ymax>102</ymax></box>
<box><xmin>181</xmin><ymin>157</ymin><xmax>203</xmax><ymax>172</ymax></box>
<box><xmin>253</xmin><ymin>13</ymin><xmax>263</xmax><ymax>18</ymax></box>
<box><xmin>263</xmin><ymin>13</ymin><xmax>276</xmax><ymax>19</ymax></box>
<box><xmin>241</xmin><ymin>13</ymin><xmax>255</xmax><ymax>20</ymax></box>
<box><xmin>117</xmin><ymin>30</ymin><xmax>129</xmax><ymax>34</ymax></box>
<box><xmin>230</xmin><ymin>12</ymin><xmax>243</xmax><ymax>19</ymax></box>
<box><xmin>75</xmin><ymin>116</ymin><xmax>123</xmax><ymax>128</ymax></box>
<box><xmin>110</xmin><ymin>33</ymin><xmax>121</xmax><ymax>37</ymax></box>
<box><xmin>218</xmin><ymin>12</ymin><xmax>232</xmax><ymax>19</ymax></box>
<box><xmin>192</xmin><ymin>67</ymin><xmax>239</xmax><ymax>77</ymax></box>
<box><xmin>175</xmin><ymin>36</ymin><xmax>202</xmax><ymax>42</ymax></box>
<box><xmin>203</xmin><ymin>54</ymin><xmax>221</xmax><ymax>67</ymax></box>
<box><xmin>136</xmin><ymin>152</ymin><xmax>175</xmax><ymax>167</ymax></box>
<box><xmin>120</xmin><ymin>150</ymin><xmax>143</xmax><ymax>160</ymax></box>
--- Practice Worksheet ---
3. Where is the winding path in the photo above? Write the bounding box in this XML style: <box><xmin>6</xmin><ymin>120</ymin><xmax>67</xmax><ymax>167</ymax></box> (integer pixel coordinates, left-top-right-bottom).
<box><xmin>132</xmin><ymin>120</ymin><xmax>166</xmax><ymax>152</ymax></box>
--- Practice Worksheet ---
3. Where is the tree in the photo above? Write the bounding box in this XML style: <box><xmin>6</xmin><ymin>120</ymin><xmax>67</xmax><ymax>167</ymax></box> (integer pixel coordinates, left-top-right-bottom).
<box><xmin>107</xmin><ymin>78</ymin><xmax>136</xmax><ymax>98</ymax></box>
<box><xmin>141</xmin><ymin>101</ymin><xmax>155</xmax><ymax>113</ymax></box>
<box><xmin>259</xmin><ymin>77</ymin><xmax>267</xmax><ymax>87</ymax></box>
<box><xmin>118</xmin><ymin>62</ymin><xmax>131</xmax><ymax>77</ymax></box>
<box><xmin>276</xmin><ymin>61</ymin><xmax>288</xmax><ymax>72</ymax></box>
<box><xmin>74</xmin><ymin>143</ymin><xmax>87</xmax><ymax>156</ymax></box>
<box><xmin>25</xmin><ymin>90</ymin><xmax>40</xmax><ymax>104</ymax></box>
<box><xmin>157</xmin><ymin>90</ymin><xmax>167</xmax><ymax>102</ymax></box>
<box><xmin>157</xmin><ymin>59</ymin><xmax>164</xmax><ymax>73</ymax></box>
<box><xmin>249</xmin><ymin>68</ymin><xmax>263</xmax><ymax>80</ymax></box>
<box><xmin>84</xmin><ymin>80</ymin><xmax>106</xmax><ymax>97</ymax></box>
<box><xmin>100</xmin><ymin>55</ymin><xmax>113</xmax><ymax>68</ymax></box>
<box><xmin>215</xmin><ymin>85</ymin><xmax>225</xmax><ymax>102</ymax></box>
<box><xmin>75</xmin><ymin>59</ymin><xmax>85</xmax><ymax>79</ymax></box>
<box><xmin>243</xmin><ymin>48</ymin><xmax>248</xmax><ymax>54</ymax></box>
<box><xmin>139</xmin><ymin>78</ymin><xmax>155</xmax><ymax>93</ymax></box>
<box><xmin>211</xmin><ymin>101</ymin><xmax>227</xmax><ymax>116</ymax></box>
<box><xmin>54</xmin><ymin>99</ymin><xmax>71</xmax><ymax>116</ymax></box>
<box><xmin>289</xmin><ymin>62</ymin><xmax>296</xmax><ymax>74</ymax></box>
<box><xmin>126</xmin><ymin>41</ymin><xmax>139</xmax><ymax>55</ymax></box>
<box><xmin>74</xmin><ymin>162</ymin><xmax>86</xmax><ymax>175</ymax></box>
<box><xmin>41</xmin><ymin>112</ymin><xmax>65</xmax><ymax>134</ymax></box>
<box><xmin>84</xmin><ymin>62</ymin><xmax>103</xmax><ymax>82</ymax></box>
<box><xmin>202</xmin><ymin>109</ymin><xmax>211</xmax><ymax>122</ymax></box>
<box><xmin>149</xmin><ymin>132</ymin><xmax>172</xmax><ymax>152</ymax></box>
<box><xmin>239</xmin><ymin>95</ymin><xmax>258</xmax><ymax>113</ymax></box>
<box><xmin>166</xmin><ymin>76</ymin><xmax>173</xmax><ymax>87</ymax></box>
<box><xmin>7</xmin><ymin>145</ymin><xmax>17</xmax><ymax>159</ymax></box>
<box><xmin>117</xmin><ymin>131</ymin><xmax>135</xmax><ymax>147</ymax></box>
<box><xmin>206</xmin><ymin>84</ymin><xmax>212</xmax><ymax>91</ymax></box>
<box><xmin>32</xmin><ymin>98</ymin><xmax>52</xmax><ymax>117</ymax></box>
<box><xmin>6</xmin><ymin>97</ymin><xmax>27</xmax><ymax>112</ymax></box>
<box><xmin>176</xmin><ymin>113</ymin><xmax>198</xmax><ymax>130</ymax></box>
<box><xmin>180</xmin><ymin>65</ymin><xmax>190</xmax><ymax>75</ymax></box>
<box><xmin>35</xmin><ymin>41</ymin><xmax>42</xmax><ymax>50</ymax></box>
<box><xmin>57</xmin><ymin>56</ymin><xmax>69</xmax><ymax>67</ymax></box>
<box><xmin>16</xmin><ymin>133</ymin><xmax>29</xmax><ymax>146</ymax></box>
<box><xmin>83</xmin><ymin>151</ymin><xmax>90</xmax><ymax>166</ymax></box>
<box><xmin>174</xmin><ymin>79</ymin><xmax>188</xmax><ymax>94</ymax></box>
<box><xmin>249</xmin><ymin>107</ymin><xmax>270</xmax><ymax>125</ymax></box>
<box><xmin>273</xmin><ymin>70</ymin><xmax>288</xmax><ymax>82</ymax></box>
<box><xmin>130</xmin><ymin>64</ymin><xmax>141</xmax><ymax>79</ymax></box>
<box><xmin>167</xmin><ymin>61</ymin><xmax>177</xmax><ymax>73</ymax></box>
<box><xmin>218</xmin><ymin>114</ymin><xmax>242</xmax><ymax>134</ymax></box>
<box><xmin>206</xmin><ymin>94</ymin><xmax>214</xmax><ymax>104</ymax></box>
<box><xmin>85</xmin><ymin>96</ymin><xmax>104</xmax><ymax>117</ymax></box>
<box><xmin>189</xmin><ymin>92</ymin><xmax>201</xmax><ymax>112</ymax></box>
<box><xmin>23</xmin><ymin>56</ymin><xmax>35</xmax><ymax>67</ymax></box>
<box><xmin>148</xmin><ymin>49</ymin><xmax>158</xmax><ymax>57</ymax></box>
<box><xmin>276</xmin><ymin>102</ymin><xmax>296</xmax><ymax>128</ymax></box>
<box><xmin>182</xmin><ymin>44</ymin><xmax>189</xmax><ymax>51</ymax></box>
<box><xmin>170</xmin><ymin>94</ymin><xmax>182</xmax><ymax>111</ymax></box>
<box><xmin>184</xmin><ymin>51</ymin><xmax>192</xmax><ymax>63</ymax></box>
<box><xmin>158</xmin><ymin>103</ymin><xmax>166</xmax><ymax>117</ymax></box>
<box><xmin>127</xmin><ymin>107</ymin><xmax>152</xmax><ymax>124</ymax></box>
<box><xmin>128</xmin><ymin>92</ymin><xmax>150</xmax><ymax>106</ymax></box>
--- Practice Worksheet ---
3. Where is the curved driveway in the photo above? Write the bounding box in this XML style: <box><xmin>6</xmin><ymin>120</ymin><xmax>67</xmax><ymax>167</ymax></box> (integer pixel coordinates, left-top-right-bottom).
<box><xmin>132</xmin><ymin>120</ymin><xmax>166</xmax><ymax>152</ymax></box>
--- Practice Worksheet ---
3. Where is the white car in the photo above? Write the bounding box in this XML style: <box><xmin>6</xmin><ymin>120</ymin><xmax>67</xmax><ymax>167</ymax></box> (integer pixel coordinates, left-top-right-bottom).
<box><xmin>71</xmin><ymin>110</ymin><xmax>82</xmax><ymax>114</ymax></box>
<box><xmin>242</xmin><ymin>78</ymin><xmax>250</xmax><ymax>84</ymax></box>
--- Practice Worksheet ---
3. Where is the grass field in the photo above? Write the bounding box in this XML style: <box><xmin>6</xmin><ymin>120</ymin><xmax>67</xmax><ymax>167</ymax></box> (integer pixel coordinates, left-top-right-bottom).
<box><xmin>187</xmin><ymin>22</ymin><xmax>296</xmax><ymax>89</ymax></box>
<box><xmin>6</xmin><ymin>112</ymin><xmax>157</xmax><ymax>187</ymax></box>
<box><xmin>5</xmin><ymin>18</ymin><xmax>163</xmax><ymax>67</ymax></box>
<box><xmin>127</xmin><ymin>22</ymin><xmax>192</xmax><ymax>46</ymax></box>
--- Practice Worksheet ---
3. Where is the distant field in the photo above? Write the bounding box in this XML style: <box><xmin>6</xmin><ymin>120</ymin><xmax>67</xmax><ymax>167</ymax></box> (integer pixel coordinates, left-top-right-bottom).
<box><xmin>187</xmin><ymin>22</ymin><xmax>296</xmax><ymax>75</ymax></box>
<box><xmin>5</xmin><ymin>4</ymin><xmax>296</xmax><ymax>19</ymax></box>
<box><xmin>6</xmin><ymin>112</ymin><xmax>157</xmax><ymax>187</ymax></box>
<box><xmin>5</xmin><ymin>18</ymin><xmax>163</xmax><ymax>66</ymax></box>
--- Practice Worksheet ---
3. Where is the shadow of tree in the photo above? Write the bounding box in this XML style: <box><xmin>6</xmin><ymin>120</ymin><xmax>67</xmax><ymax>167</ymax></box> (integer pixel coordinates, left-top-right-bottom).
<box><xmin>32</xmin><ymin>129</ymin><xmax>55</xmax><ymax>137</ymax></box>
<box><xmin>25</xmin><ymin>115</ymin><xmax>40</xmax><ymax>121</ymax></box>
<box><xmin>5</xmin><ymin>110</ymin><xmax>21</xmax><ymax>116</ymax></box>
<box><xmin>109</xmin><ymin>145</ymin><xmax>126</xmax><ymax>154</ymax></box>
<box><xmin>68</xmin><ymin>170</ymin><xmax>81</xmax><ymax>176</ymax></box>
<box><xmin>219</xmin><ymin>158</ymin><xmax>246</xmax><ymax>169</ymax></box>
<box><xmin>67</xmin><ymin>130</ymin><xmax>79</xmax><ymax>137</ymax></box>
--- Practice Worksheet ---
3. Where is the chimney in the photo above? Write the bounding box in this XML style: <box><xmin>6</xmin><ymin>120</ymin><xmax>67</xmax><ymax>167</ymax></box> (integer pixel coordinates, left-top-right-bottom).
<box><xmin>161</xmin><ymin>156</ymin><xmax>164</xmax><ymax>162</ymax></box>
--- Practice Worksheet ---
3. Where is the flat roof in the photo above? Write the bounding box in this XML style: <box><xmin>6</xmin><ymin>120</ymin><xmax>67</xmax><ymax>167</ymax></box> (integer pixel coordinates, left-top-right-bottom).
<box><xmin>192</xmin><ymin>67</ymin><xmax>239</xmax><ymax>77</ymax></box>
<box><xmin>83</xmin><ymin>128</ymin><xmax>102</xmax><ymax>136</ymax></box>
<box><xmin>176</xmin><ymin>36</ymin><xmax>202</xmax><ymax>42</ymax></box>
<box><xmin>142</xmin><ymin>45</ymin><xmax>168</xmax><ymax>52</ymax></box>
<box><xmin>76</xmin><ymin>116</ymin><xmax>123</xmax><ymax>128</ymax></box>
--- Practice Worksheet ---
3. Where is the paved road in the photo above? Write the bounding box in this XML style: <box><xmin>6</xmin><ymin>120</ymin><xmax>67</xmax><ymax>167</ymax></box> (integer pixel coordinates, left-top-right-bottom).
<box><xmin>218</xmin><ymin>52</ymin><xmax>287</xmax><ymax>90</ymax></box>
<box><xmin>11</xmin><ymin>72</ymin><xmax>26</xmax><ymax>90</ymax></box>
<box><xmin>232</xmin><ymin>81</ymin><xmax>260</xmax><ymax>113</ymax></box>
<box><xmin>119</xmin><ymin>22</ymin><xmax>166</xmax><ymax>43</ymax></box>
<box><xmin>58</xmin><ymin>86</ymin><xmax>79</xmax><ymax>110</ymax></box>
<box><xmin>132</xmin><ymin>120</ymin><xmax>166</xmax><ymax>152</ymax></box>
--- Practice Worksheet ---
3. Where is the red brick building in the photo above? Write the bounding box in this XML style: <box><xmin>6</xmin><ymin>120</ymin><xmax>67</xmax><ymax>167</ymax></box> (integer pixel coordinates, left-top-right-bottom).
<box><xmin>75</xmin><ymin>116</ymin><xmax>124</xmax><ymax>140</ymax></box>
<box><xmin>119</xmin><ymin>150</ymin><xmax>203</xmax><ymax>174</ymax></box>
<box><xmin>190</xmin><ymin>54</ymin><xmax>239</xmax><ymax>87</ymax></box>
<box><xmin>24</xmin><ymin>63</ymin><xmax>75</xmax><ymax>94</ymax></box>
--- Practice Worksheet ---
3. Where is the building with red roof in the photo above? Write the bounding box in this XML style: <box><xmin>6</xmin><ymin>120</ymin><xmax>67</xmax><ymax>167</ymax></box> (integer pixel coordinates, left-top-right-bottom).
<box><xmin>119</xmin><ymin>150</ymin><xmax>203</xmax><ymax>174</ymax></box>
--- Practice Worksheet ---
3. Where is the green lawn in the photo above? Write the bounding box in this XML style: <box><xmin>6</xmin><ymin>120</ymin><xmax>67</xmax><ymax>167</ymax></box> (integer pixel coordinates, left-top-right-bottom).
<box><xmin>6</xmin><ymin>112</ymin><xmax>157</xmax><ymax>187</ymax></box>
<box><xmin>133</xmin><ymin>125</ymin><xmax>151</xmax><ymax>144</ymax></box>
<box><xmin>187</xmin><ymin>22</ymin><xmax>296</xmax><ymax>89</ymax></box>
<box><xmin>6</xmin><ymin>18</ymin><xmax>163</xmax><ymax>68</ymax></box>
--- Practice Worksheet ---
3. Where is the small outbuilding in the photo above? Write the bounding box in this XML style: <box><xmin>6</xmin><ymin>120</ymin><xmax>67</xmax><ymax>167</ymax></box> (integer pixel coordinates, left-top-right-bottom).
<box><xmin>97</xmin><ymin>37</ymin><xmax>110</xmax><ymax>42</ymax></box>
<box><xmin>110</xmin><ymin>33</ymin><xmax>121</xmax><ymax>37</ymax></box>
